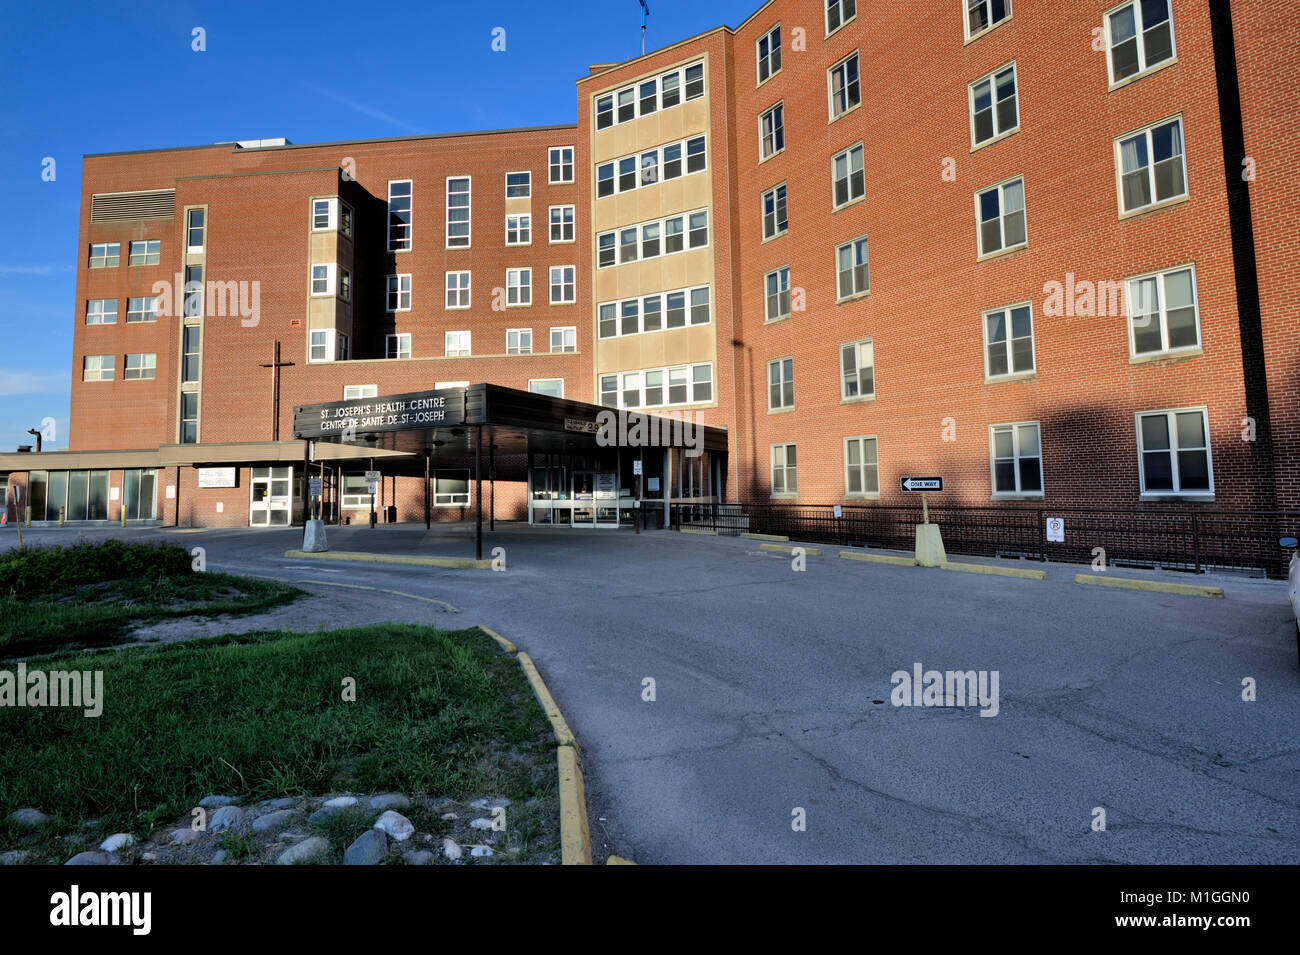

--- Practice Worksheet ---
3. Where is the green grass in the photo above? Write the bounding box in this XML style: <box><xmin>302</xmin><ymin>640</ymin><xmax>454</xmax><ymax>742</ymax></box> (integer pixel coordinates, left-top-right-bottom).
<box><xmin>0</xmin><ymin>625</ymin><xmax>558</xmax><ymax>860</ymax></box>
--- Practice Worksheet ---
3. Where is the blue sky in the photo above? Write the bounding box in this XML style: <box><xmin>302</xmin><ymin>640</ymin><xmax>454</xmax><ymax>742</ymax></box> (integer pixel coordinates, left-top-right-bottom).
<box><xmin>0</xmin><ymin>0</ymin><xmax>757</xmax><ymax>452</ymax></box>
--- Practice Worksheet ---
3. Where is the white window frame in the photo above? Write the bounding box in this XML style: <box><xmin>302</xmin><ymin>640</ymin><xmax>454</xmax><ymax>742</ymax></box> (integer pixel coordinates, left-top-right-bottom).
<box><xmin>989</xmin><ymin>421</ymin><xmax>1044</xmax><ymax>498</ymax></box>
<box><xmin>965</xmin><ymin>0</ymin><xmax>1012</xmax><ymax>43</ymax></box>
<box><xmin>982</xmin><ymin>301</ymin><xmax>1036</xmax><ymax>379</ymax></box>
<box><xmin>434</xmin><ymin>470</ymin><xmax>472</xmax><ymax>507</ymax></box>
<box><xmin>311</xmin><ymin>196</ymin><xmax>338</xmax><ymax>232</ymax></box>
<box><xmin>835</xmin><ymin>235</ymin><xmax>870</xmax><ymax>300</ymax></box>
<box><xmin>759</xmin><ymin>102</ymin><xmax>785</xmax><ymax>161</ymax></box>
<box><xmin>968</xmin><ymin>62</ymin><xmax>1019</xmax><ymax>149</ymax></box>
<box><xmin>186</xmin><ymin>208</ymin><xmax>206</xmax><ymax>253</ymax></box>
<box><xmin>310</xmin><ymin>263</ymin><xmax>335</xmax><ymax>297</ymax></box>
<box><xmin>126</xmin><ymin>296</ymin><xmax>159</xmax><ymax>324</ymax></box>
<box><xmin>548</xmin><ymin>147</ymin><xmax>575</xmax><ymax>184</ymax></box>
<box><xmin>506</xmin><ymin>268</ymin><xmax>532</xmax><ymax>307</ymax></box>
<box><xmin>128</xmin><ymin>239</ymin><xmax>160</xmax><ymax>266</ymax></box>
<box><xmin>550</xmin><ymin>265</ymin><xmax>576</xmax><ymax>304</ymax></box>
<box><xmin>89</xmin><ymin>242</ymin><xmax>120</xmax><ymax>268</ymax></box>
<box><xmin>975</xmin><ymin>175</ymin><xmax>1028</xmax><ymax>258</ymax></box>
<box><xmin>593</xmin><ymin>61</ymin><xmax>706</xmax><ymax>132</ymax></box>
<box><xmin>86</xmin><ymin>299</ymin><xmax>117</xmax><ymax>325</ymax></box>
<box><xmin>1125</xmin><ymin>263</ymin><xmax>1202</xmax><ymax>358</ymax></box>
<box><xmin>825</xmin><ymin>0</ymin><xmax>856</xmax><ymax>35</ymax></box>
<box><xmin>549</xmin><ymin>204</ymin><xmax>575</xmax><ymax>243</ymax></box>
<box><xmin>840</xmin><ymin>339</ymin><xmax>874</xmax><ymax>400</ymax></box>
<box><xmin>82</xmin><ymin>355</ymin><xmax>114</xmax><ymax>381</ymax></box>
<box><xmin>1114</xmin><ymin>114</ymin><xmax>1189</xmax><ymax>216</ymax></box>
<box><xmin>594</xmin><ymin>134</ymin><xmax>708</xmax><ymax>199</ymax></box>
<box><xmin>765</xmin><ymin>266</ymin><xmax>791</xmax><ymax>322</ymax></box>
<box><xmin>445</xmin><ymin>271</ymin><xmax>470</xmax><ymax>309</ymax></box>
<box><xmin>844</xmin><ymin>435</ymin><xmax>880</xmax><ymax>498</ymax></box>
<box><xmin>596</xmin><ymin>208</ymin><xmax>708</xmax><ymax>269</ymax></box>
<box><xmin>339</xmin><ymin>268</ymin><xmax>351</xmax><ymax>302</ymax></box>
<box><xmin>341</xmin><ymin>473</ymin><xmax>372</xmax><ymax>509</ymax></box>
<box><xmin>386</xmin><ymin>273</ymin><xmax>411</xmax><ymax>312</ymax></box>
<box><xmin>446</xmin><ymin>176</ymin><xmax>471</xmax><ymax>248</ymax></box>
<box><xmin>597</xmin><ymin>285</ymin><xmax>711</xmax><ymax>339</ymax></box>
<box><xmin>386</xmin><ymin>333</ymin><xmax>412</xmax><ymax>360</ymax></box>
<box><xmin>831</xmin><ymin>142</ymin><xmax>865</xmax><ymax>208</ymax></box>
<box><xmin>505</xmin><ymin>213</ymin><xmax>531</xmax><ymax>246</ymax></box>
<box><xmin>1104</xmin><ymin>0</ymin><xmax>1177</xmax><ymax>88</ymax></box>
<box><xmin>343</xmin><ymin>384</ymin><xmax>378</xmax><ymax>400</ymax></box>
<box><xmin>528</xmin><ymin>378</ymin><xmax>565</xmax><ymax>398</ymax></box>
<box><xmin>506</xmin><ymin>328</ymin><xmax>532</xmax><ymax>355</ymax></box>
<box><xmin>387</xmin><ymin>180</ymin><xmax>412</xmax><ymax>252</ymax></box>
<box><xmin>827</xmin><ymin>51</ymin><xmax>861</xmax><ymax>121</ymax></box>
<box><xmin>550</xmin><ymin>326</ymin><xmax>577</xmax><ymax>353</ymax></box>
<box><xmin>123</xmin><ymin>352</ymin><xmax>157</xmax><ymax>381</ymax></box>
<box><xmin>1135</xmin><ymin>407</ymin><xmax>1213</xmax><ymax>497</ymax></box>
<box><xmin>767</xmin><ymin>356</ymin><xmax>795</xmax><ymax>411</ymax></box>
<box><xmin>445</xmin><ymin>331</ymin><xmax>471</xmax><ymax>357</ymax></box>
<box><xmin>505</xmin><ymin>171</ymin><xmax>531</xmax><ymax>199</ymax></box>
<box><xmin>757</xmin><ymin>24</ymin><xmax>782</xmax><ymax>84</ymax></box>
<box><xmin>598</xmin><ymin>362</ymin><xmax>713</xmax><ymax>408</ymax></box>
<box><xmin>309</xmin><ymin>329</ymin><xmax>336</xmax><ymax>363</ymax></box>
<box><xmin>771</xmin><ymin>443</ymin><xmax>797</xmax><ymax>496</ymax></box>
<box><xmin>762</xmin><ymin>183</ymin><xmax>788</xmax><ymax>240</ymax></box>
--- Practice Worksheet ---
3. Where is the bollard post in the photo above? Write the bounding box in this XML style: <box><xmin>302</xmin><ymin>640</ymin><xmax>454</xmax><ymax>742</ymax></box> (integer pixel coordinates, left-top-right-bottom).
<box><xmin>121</xmin><ymin>506</ymin><xmax>127</xmax><ymax>528</ymax></box>
<box><xmin>59</xmin><ymin>505</ymin><xmax>65</xmax><ymax>528</ymax></box>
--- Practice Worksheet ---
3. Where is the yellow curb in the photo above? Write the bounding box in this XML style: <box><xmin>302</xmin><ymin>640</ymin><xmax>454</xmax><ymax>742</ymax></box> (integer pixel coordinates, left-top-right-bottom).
<box><xmin>557</xmin><ymin>746</ymin><xmax>593</xmax><ymax>866</ymax></box>
<box><xmin>679</xmin><ymin>527</ymin><xmax>718</xmax><ymax>535</ymax></box>
<box><xmin>942</xmin><ymin>561</ymin><xmax>1046</xmax><ymax>581</ymax></box>
<box><xmin>760</xmin><ymin>542</ymin><xmax>822</xmax><ymax>556</ymax></box>
<box><xmin>839</xmin><ymin>550</ymin><xmax>917</xmax><ymax>566</ymax></box>
<box><xmin>1074</xmin><ymin>573</ymin><xmax>1224</xmax><ymax>598</ymax></box>
<box><xmin>606</xmin><ymin>855</ymin><xmax>638</xmax><ymax>865</ymax></box>
<box><xmin>163</xmin><ymin>527</ymin><xmax>207</xmax><ymax>533</ymax></box>
<box><xmin>476</xmin><ymin>624</ymin><xmax>517</xmax><ymax>654</ymax></box>
<box><xmin>517</xmin><ymin>652</ymin><xmax>577</xmax><ymax>749</ymax></box>
<box><xmin>236</xmin><ymin>574</ymin><xmax>461</xmax><ymax>613</ymax></box>
<box><xmin>741</xmin><ymin>532</ymin><xmax>789</xmax><ymax>542</ymax></box>
<box><xmin>283</xmin><ymin>549</ymin><xmax>492</xmax><ymax>569</ymax></box>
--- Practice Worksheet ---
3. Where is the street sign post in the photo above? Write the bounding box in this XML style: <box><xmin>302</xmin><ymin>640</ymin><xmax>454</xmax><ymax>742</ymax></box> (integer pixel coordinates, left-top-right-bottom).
<box><xmin>900</xmin><ymin>476</ymin><xmax>943</xmax><ymax>524</ymax></box>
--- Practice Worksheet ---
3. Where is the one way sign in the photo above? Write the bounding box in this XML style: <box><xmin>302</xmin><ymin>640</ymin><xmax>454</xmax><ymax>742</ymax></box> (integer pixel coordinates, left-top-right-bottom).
<box><xmin>900</xmin><ymin>476</ymin><xmax>943</xmax><ymax>492</ymax></box>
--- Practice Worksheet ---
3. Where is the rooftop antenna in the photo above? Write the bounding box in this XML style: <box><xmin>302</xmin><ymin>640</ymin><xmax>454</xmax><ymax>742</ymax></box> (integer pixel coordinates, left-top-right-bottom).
<box><xmin>639</xmin><ymin>0</ymin><xmax>650</xmax><ymax>56</ymax></box>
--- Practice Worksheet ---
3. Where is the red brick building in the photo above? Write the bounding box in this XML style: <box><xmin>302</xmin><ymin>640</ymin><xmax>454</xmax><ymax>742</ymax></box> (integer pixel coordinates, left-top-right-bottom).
<box><xmin>1</xmin><ymin>0</ymin><xmax>1294</xmax><ymax>529</ymax></box>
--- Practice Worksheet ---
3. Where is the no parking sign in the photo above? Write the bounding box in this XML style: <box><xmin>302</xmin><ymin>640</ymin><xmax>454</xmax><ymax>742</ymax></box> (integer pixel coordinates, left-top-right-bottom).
<box><xmin>1046</xmin><ymin>517</ymin><xmax>1065</xmax><ymax>543</ymax></box>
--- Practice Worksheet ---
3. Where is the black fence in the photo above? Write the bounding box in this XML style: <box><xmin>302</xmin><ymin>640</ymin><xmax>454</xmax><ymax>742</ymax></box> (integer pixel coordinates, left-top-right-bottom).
<box><xmin>668</xmin><ymin>502</ymin><xmax>1300</xmax><ymax>579</ymax></box>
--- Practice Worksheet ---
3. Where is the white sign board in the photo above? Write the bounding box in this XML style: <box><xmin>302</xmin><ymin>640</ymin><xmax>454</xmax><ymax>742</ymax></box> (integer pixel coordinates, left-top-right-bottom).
<box><xmin>365</xmin><ymin>470</ymin><xmax>381</xmax><ymax>495</ymax></box>
<box><xmin>833</xmin><ymin>505</ymin><xmax>843</xmax><ymax>518</ymax></box>
<box><xmin>166</xmin><ymin>485</ymin><xmax>176</xmax><ymax>500</ymax></box>
<box><xmin>1046</xmin><ymin>517</ymin><xmax>1065</xmax><ymax>543</ymax></box>
<box><xmin>198</xmin><ymin>467</ymin><xmax>237</xmax><ymax>488</ymax></box>
<box><xmin>633</xmin><ymin>460</ymin><xmax>643</xmax><ymax>476</ymax></box>
<box><xmin>647</xmin><ymin>477</ymin><xmax>660</xmax><ymax>492</ymax></box>
<box><xmin>109</xmin><ymin>487</ymin><xmax>120</xmax><ymax>501</ymax></box>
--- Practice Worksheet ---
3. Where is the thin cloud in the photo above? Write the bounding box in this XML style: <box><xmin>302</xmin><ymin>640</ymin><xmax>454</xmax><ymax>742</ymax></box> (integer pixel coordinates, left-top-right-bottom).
<box><xmin>0</xmin><ymin>369</ymin><xmax>69</xmax><ymax>396</ymax></box>
<box><xmin>0</xmin><ymin>264</ymin><xmax>72</xmax><ymax>277</ymax></box>
<box><xmin>297</xmin><ymin>81</ymin><xmax>425</xmax><ymax>134</ymax></box>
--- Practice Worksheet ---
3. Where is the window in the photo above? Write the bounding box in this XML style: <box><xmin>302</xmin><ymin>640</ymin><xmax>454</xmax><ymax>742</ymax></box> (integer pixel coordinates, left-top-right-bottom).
<box><xmin>845</xmin><ymin>436</ymin><xmax>880</xmax><ymax>496</ymax></box>
<box><xmin>1117</xmin><ymin>116</ymin><xmax>1187</xmax><ymax>214</ymax></box>
<box><xmin>771</xmin><ymin>444</ymin><xmax>797</xmax><ymax>495</ymax></box>
<box><xmin>828</xmin><ymin>52</ymin><xmax>860</xmax><ymax>119</ymax></box>
<box><xmin>89</xmin><ymin>242</ymin><xmax>120</xmax><ymax>268</ymax></box>
<box><xmin>551</xmin><ymin>326</ymin><xmax>576</xmax><ymax>353</ymax></box>
<box><xmin>597</xmin><ymin>163</ymin><xmax>614</xmax><ymax>198</ymax></box>
<box><xmin>387</xmin><ymin>274</ymin><xmax>412</xmax><ymax>312</ymax></box>
<box><xmin>762</xmin><ymin>183</ymin><xmax>788</xmax><ymax>239</ymax></box>
<box><xmin>599</xmin><ymin>363</ymin><xmax>712</xmax><ymax>408</ymax></box>
<box><xmin>685</xmin><ymin>63</ymin><xmax>705</xmax><ymax>99</ymax></box>
<box><xmin>529</xmin><ymin>379</ymin><xmax>564</xmax><ymax>398</ymax></box>
<box><xmin>549</xmin><ymin>147</ymin><xmax>575</xmax><ymax>184</ymax></box>
<box><xmin>186</xmin><ymin>209</ymin><xmax>205</xmax><ymax>252</ymax></box>
<box><xmin>312</xmin><ymin>197</ymin><xmax>337</xmax><ymax>231</ymax></box>
<box><xmin>984</xmin><ymin>303</ymin><xmax>1035</xmax><ymax>377</ymax></box>
<box><xmin>310</xmin><ymin>330</ymin><xmax>334</xmax><ymax>362</ymax></box>
<box><xmin>990</xmin><ymin>422</ymin><xmax>1042</xmax><ymax>496</ymax></box>
<box><xmin>836</xmin><ymin>235</ymin><xmax>870</xmax><ymax>299</ymax></box>
<box><xmin>446</xmin><ymin>177</ymin><xmax>470</xmax><ymax>248</ymax></box>
<box><xmin>840</xmin><ymin>340</ymin><xmax>874</xmax><ymax>399</ymax></box>
<box><xmin>1137</xmin><ymin>408</ymin><xmax>1211</xmax><ymax>495</ymax></box>
<box><xmin>434</xmin><ymin>471</ymin><xmax>471</xmax><ymax>507</ymax></box>
<box><xmin>341</xmin><ymin>473</ymin><xmax>371</xmax><ymax>508</ymax></box>
<box><xmin>757</xmin><ymin>25</ymin><xmax>782</xmax><ymax>83</ymax></box>
<box><xmin>550</xmin><ymin>266</ymin><xmax>576</xmax><ymax>304</ymax></box>
<box><xmin>618</xmin><ymin>87</ymin><xmax>635</xmax><ymax>124</ymax></box>
<box><xmin>506</xmin><ymin>214</ymin><xmax>531</xmax><ymax>245</ymax></box>
<box><xmin>688</xmin><ymin>211</ymin><xmax>708</xmax><ymax>248</ymax></box>
<box><xmin>336</xmin><ymin>333</ymin><xmax>350</xmax><ymax>361</ymax></box>
<box><xmin>966</xmin><ymin>0</ymin><xmax>1011</xmax><ymax>41</ymax></box>
<box><xmin>124</xmin><ymin>353</ymin><xmax>157</xmax><ymax>380</ymax></box>
<box><xmin>388</xmin><ymin>180</ymin><xmax>412</xmax><ymax>251</ymax></box>
<box><xmin>832</xmin><ymin>143</ymin><xmax>865</xmax><ymax>207</ymax></box>
<box><xmin>826</xmin><ymin>0</ymin><xmax>856</xmax><ymax>33</ymax></box>
<box><xmin>550</xmin><ymin>205</ymin><xmax>575</xmax><ymax>243</ymax></box>
<box><xmin>310</xmin><ymin>263</ymin><xmax>335</xmax><ymax>296</ymax></box>
<box><xmin>596</xmin><ymin>94</ymin><xmax>614</xmax><ymax>130</ymax></box>
<box><xmin>344</xmin><ymin>384</ymin><xmax>378</xmax><ymax>400</ymax></box>
<box><xmin>446</xmin><ymin>271</ymin><xmax>470</xmax><ymax>309</ymax></box>
<box><xmin>340</xmin><ymin>203</ymin><xmax>354</xmax><ymax>238</ymax></box>
<box><xmin>506</xmin><ymin>329</ymin><xmax>532</xmax><ymax>355</ymax></box>
<box><xmin>506</xmin><ymin>268</ymin><xmax>531</xmax><ymax>306</ymax></box>
<box><xmin>768</xmin><ymin>357</ymin><xmax>794</xmax><ymax>411</ymax></box>
<box><xmin>506</xmin><ymin>171</ymin><xmax>531</xmax><ymax>198</ymax></box>
<box><xmin>1127</xmin><ymin>265</ymin><xmax>1200</xmax><ymax>356</ymax></box>
<box><xmin>180</xmin><ymin>393</ymin><xmax>198</xmax><ymax>443</ymax></box>
<box><xmin>1106</xmin><ymin>0</ymin><xmax>1175</xmax><ymax>86</ymax></box>
<box><xmin>597</xmin><ymin>208</ymin><xmax>708</xmax><ymax>268</ymax></box>
<box><xmin>445</xmin><ymin>331</ymin><xmax>471</xmax><ymax>357</ymax></box>
<box><xmin>339</xmin><ymin>269</ymin><xmax>351</xmax><ymax>302</ymax></box>
<box><xmin>595</xmin><ymin>135</ymin><xmax>707</xmax><ymax>198</ymax></box>
<box><xmin>183</xmin><ymin>266</ymin><xmax>203</xmax><ymax>318</ymax></box>
<box><xmin>595</xmin><ymin>64</ymin><xmax>704</xmax><ymax>129</ymax></box>
<box><xmin>386</xmin><ymin>333</ymin><xmax>411</xmax><ymax>359</ymax></box>
<box><xmin>128</xmin><ymin>240</ymin><xmax>160</xmax><ymax>266</ymax></box>
<box><xmin>83</xmin><ymin>355</ymin><xmax>114</xmax><ymax>381</ymax></box>
<box><xmin>182</xmin><ymin>326</ymin><xmax>201</xmax><ymax>382</ymax></box>
<box><xmin>598</xmin><ymin>286</ymin><xmax>711</xmax><ymax>339</ymax></box>
<box><xmin>641</xmin><ymin>77</ymin><xmax>660</xmax><ymax>115</ymax></box>
<box><xmin>760</xmin><ymin>103</ymin><xmax>785</xmax><ymax>159</ymax></box>
<box><xmin>765</xmin><ymin>267</ymin><xmax>791</xmax><ymax>321</ymax></box>
<box><xmin>970</xmin><ymin>63</ymin><xmax>1019</xmax><ymax>147</ymax></box>
<box><xmin>86</xmin><ymin>299</ymin><xmax>117</xmax><ymax>325</ymax></box>
<box><xmin>976</xmin><ymin>177</ymin><xmax>1027</xmax><ymax>256</ymax></box>
<box><xmin>127</xmin><ymin>296</ymin><xmax>159</xmax><ymax>324</ymax></box>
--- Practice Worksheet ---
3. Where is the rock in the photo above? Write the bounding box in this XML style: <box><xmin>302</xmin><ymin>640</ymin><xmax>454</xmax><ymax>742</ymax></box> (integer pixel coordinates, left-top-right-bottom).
<box><xmin>210</xmin><ymin>850</ymin><xmax>228</xmax><ymax>865</ymax></box>
<box><xmin>65</xmin><ymin>851</ymin><xmax>112</xmax><ymax>865</ymax></box>
<box><xmin>142</xmin><ymin>852</ymin><xmax>158</xmax><ymax>862</ymax></box>
<box><xmin>469</xmin><ymin>817</ymin><xmax>494</xmax><ymax>831</ymax></box>
<box><xmin>470</xmin><ymin>798</ymin><xmax>489</xmax><ymax>810</ymax></box>
<box><xmin>323</xmin><ymin>796</ymin><xmax>357</xmax><ymax>808</ymax></box>
<box><xmin>99</xmin><ymin>833</ymin><xmax>135</xmax><ymax>852</ymax></box>
<box><xmin>251</xmin><ymin>810</ymin><xmax>297</xmax><ymax>835</ymax></box>
<box><xmin>308</xmin><ymin>806</ymin><xmax>348</xmax><ymax>826</ymax></box>
<box><xmin>209</xmin><ymin>806</ymin><xmax>246</xmax><ymax>833</ymax></box>
<box><xmin>369</xmin><ymin>793</ymin><xmax>410</xmax><ymax>811</ymax></box>
<box><xmin>277</xmin><ymin>836</ymin><xmax>330</xmax><ymax>865</ymax></box>
<box><xmin>170</xmin><ymin>828</ymin><xmax>202</xmax><ymax>845</ymax></box>
<box><xmin>373</xmin><ymin>810</ymin><xmax>415</xmax><ymax>842</ymax></box>
<box><xmin>442</xmin><ymin>838</ymin><xmax>463</xmax><ymax>861</ymax></box>
<box><xmin>0</xmin><ymin>851</ymin><xmax>30</xmax><ymax>865</ymax></box>
<box><xmin>471</xmin><ymin>846</ymin><xmax>493</xmax><ymax>858</ymax></box>
<box><xmin>343</xmin><ymin>829</ymin><xmax>389</xmax><ymax>865</ymax></box>
<box><xmin>9</xmin><ymin>809</ymin><xmax>49</xmax><ymax>827</ymax></box>
<box><xmin>421</xmin><ymin>834</ymin><xmax>434</xmax><ymax>843</ymax></box>
<box><xmin>269</xmin><ymin>798</ymin><xmax>299</xmax><ymax>809</ymax></box>
<box><xmin>403</xmin><ymin>850</ymin><xmax>435</xmax><ymax>865</ymax></box>
<box><xmin>440</xmin><ymin>812</ymin><xmax>458</xmax><ymax>821</ymax></box>
<box><xmin>198</xmin><ymin>795</ymin><xmax>239</xmax><ymax>808</ymax></box>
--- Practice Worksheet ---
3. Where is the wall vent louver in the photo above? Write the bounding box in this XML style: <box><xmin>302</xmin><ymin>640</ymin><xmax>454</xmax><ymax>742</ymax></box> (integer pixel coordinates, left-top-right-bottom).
<box><xmin>90</xmin><ymin>189</ymin><xmax>176</xmax><ymax>222</ymax></box>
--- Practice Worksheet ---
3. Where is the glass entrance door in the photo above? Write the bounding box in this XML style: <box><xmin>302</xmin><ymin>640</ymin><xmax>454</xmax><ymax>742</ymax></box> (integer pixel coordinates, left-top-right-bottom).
<box><xmin>594</xmin><ymin>471</ymin><xmax>619</xmax><ymax>526</ymax></box>
<box><xmin>572</xmin><ymin>471</ymin><xmax>595</xmax><ymax>526</ymax></box>
<box><xmin>250</xmin><ymin>466</ymin><xmax>293</xmax><ymax>526</ymax></box>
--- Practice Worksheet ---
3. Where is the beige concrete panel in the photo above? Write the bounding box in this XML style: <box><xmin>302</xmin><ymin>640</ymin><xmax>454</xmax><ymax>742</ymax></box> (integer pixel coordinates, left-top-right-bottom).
<box><xmin>504</xmin><ymin>197</ymin><xmax>531</xmax><ymax>217</ymax></box>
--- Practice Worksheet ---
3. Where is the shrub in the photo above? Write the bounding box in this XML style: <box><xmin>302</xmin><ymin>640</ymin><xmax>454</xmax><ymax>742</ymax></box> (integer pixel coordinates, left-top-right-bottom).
<box><xmin>0</xmin><ymin>539</ymin><xmax>193</xmax><ymax>599</ymax></box>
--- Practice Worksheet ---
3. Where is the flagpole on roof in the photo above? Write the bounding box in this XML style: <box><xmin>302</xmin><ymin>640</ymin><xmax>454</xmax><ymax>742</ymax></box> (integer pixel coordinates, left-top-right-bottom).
<box><xmin>639</xmin><ymin>0</ymin><xmax>650</xmax><ymax>56</ymax></box>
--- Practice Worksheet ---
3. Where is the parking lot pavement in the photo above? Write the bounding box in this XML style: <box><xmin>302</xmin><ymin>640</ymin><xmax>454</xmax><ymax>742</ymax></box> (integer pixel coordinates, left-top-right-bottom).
<box><xmin>5</xmin><ymin>522</ymin><xmax>1298</xmax><ymax>864</ymax></box>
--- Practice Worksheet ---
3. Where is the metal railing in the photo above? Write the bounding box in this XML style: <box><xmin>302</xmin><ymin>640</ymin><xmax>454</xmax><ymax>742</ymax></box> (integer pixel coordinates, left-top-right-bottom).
<box><xmin>668</xmin><ymin>502</ymin><xmax>1300</xmax><ymax>579</ymax></box>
